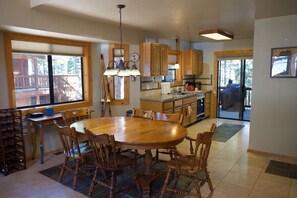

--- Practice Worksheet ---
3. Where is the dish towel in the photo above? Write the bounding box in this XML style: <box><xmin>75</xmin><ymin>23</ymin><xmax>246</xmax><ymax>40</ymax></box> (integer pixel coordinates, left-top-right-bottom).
<box><xmin>186</xmin><ymin>106</ymin><xmax>192</xmax><ymax>117</ymax></box>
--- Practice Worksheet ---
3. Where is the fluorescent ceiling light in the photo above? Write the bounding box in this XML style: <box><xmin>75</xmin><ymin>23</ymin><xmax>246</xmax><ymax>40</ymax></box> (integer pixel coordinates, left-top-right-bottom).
<box><xmin>199</xmin><ymin>29</ymin><xmax>234</xmax><ymax>40</ymax></box>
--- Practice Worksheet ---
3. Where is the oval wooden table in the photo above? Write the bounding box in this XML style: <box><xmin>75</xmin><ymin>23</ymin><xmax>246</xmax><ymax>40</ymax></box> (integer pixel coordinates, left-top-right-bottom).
<box><xmin>70</xmin><ymin>116</ymin><xmax>187</xmax><ymax>198</ymax></box>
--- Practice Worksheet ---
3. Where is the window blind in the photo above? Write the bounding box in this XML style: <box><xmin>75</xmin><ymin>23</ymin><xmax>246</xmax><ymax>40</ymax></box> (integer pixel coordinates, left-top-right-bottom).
<box><xmin>11</xmin><ymin>40</ymin><xmax>83</xmax><ymax>56</ymax></box>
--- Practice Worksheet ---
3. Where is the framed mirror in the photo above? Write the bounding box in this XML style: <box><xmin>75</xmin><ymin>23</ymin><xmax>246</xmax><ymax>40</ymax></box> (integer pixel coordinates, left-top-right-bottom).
<box><xmin>270</xmin><ymin>47</ymin><xmax>297</xmax><ymax>78</ymax></box>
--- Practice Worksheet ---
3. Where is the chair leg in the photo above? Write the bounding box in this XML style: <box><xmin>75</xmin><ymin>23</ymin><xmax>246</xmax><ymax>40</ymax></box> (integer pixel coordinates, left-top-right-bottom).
<box><xmin>88</xmin><ymin>167</ymin><xmax>98</xmax><ymax>197</ymax></box>
<box><xmin>205</xmin><ymin>170</ymin><xmax>214</xmax><ymax>191</ymax></box>
<box><xmin>194</xmin><ymin>175</ymin><xmax>202</xmax><ymax>198</ymax></box>
<box><xmin>155</xmin><ymin>149</ymin><xmax>159</xmax><ymax>162</ymax></box>
<box><xmin>130</xmin><ymin>165</ymin><xmax>142</xmax><ymax>194</ymax></box>
<box><xmin>160</xmin><ymin>168</ymin><xmax>172</xmax><ymax>197</ymax></box>
<box><xmin>59</xmin><ymin>157</ymin><xmax>68</xmax><ymax>182</ymax></box>
<box><xmin>73</xmin><ymin>159</ymin><xmax>79</xmax><ymax>190</ymax></box>
<box><xmin>109</xmin><ymin>171</ymin><xmax>116</xmax><ymax>198</ymax></box>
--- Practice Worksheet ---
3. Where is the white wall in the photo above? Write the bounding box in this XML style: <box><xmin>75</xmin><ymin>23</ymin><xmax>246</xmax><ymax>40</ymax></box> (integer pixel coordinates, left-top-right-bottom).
<box><xmin>193</xmin><ymin>39</ymin><xmax>254</xmax><ymax>90</ymax></box>
<box><xmin>249</xmin><ymin>15</ymin><xmax>297</xmax><ymax>157</ymax></box>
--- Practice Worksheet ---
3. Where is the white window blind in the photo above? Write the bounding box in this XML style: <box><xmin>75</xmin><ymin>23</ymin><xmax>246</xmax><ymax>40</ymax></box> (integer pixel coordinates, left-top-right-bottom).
<box><xmin>11</xmin><ymin>40</ymin><xmax>83</xmax><ymax>56</ymax></box>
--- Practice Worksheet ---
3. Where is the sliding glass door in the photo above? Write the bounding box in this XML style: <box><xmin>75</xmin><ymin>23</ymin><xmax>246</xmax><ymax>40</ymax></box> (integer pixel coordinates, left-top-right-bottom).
<box><xmin>217</xmin><ymin>58</ymin><xmax>253</xmax><ymax>121</ymax></box>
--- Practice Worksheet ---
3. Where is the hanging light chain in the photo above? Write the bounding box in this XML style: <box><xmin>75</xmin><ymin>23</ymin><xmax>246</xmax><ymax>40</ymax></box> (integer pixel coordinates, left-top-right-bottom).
<box><xmin>118</xmin><ymin>5</ymin><xmax>125</xmax><ymax>57</ymax></box>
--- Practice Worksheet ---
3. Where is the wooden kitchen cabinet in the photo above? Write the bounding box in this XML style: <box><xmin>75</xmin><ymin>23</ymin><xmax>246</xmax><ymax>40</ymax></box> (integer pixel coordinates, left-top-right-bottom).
<box><xmin>140</xmin><ymin>42</ymin><xmax>168</xmax><ymax>77</ymax></box>
<box><xmin>204</xmin><ymin>91</ymin><xmax>211</xmax><ymax>118</ymax></box>
<box><xmin>183</xmin><ymin>49</ymin><xmax>203</xmax><ymax>75</ymax></box>
<box><xmin>140</xmin><ymin>100</ymin><xmax>173</xmax><ymax>113</ymax></box>
<box><xmin>140</xmin><ymin>95</ymin><xmax>197</xmax><ymax>127</ymax></box>
<box><xmin>182</xmin><ymin>96</ymin><xmax>197</xmax><ymax>127</ymax></box>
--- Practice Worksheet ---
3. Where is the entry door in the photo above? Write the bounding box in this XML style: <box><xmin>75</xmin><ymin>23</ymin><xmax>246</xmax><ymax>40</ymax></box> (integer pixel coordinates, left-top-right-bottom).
<box><xmin>217</xmin><ymin>59</ymin><xmax>253</xmax><ymax>121</ymax></box>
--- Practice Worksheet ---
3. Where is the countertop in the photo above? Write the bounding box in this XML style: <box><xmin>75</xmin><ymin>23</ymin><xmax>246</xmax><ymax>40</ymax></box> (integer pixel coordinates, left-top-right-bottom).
<box><xmin>140</xmin><ymin>90</ymin><xmax>211</xmax><ymax>102</ymax></box>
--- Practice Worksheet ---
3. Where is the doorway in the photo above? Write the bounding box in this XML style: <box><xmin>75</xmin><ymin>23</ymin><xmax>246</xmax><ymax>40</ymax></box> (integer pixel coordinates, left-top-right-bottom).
<box><xmin>216</xmin><ymin>56</ymin><xmax>253</xmax><ymax>121</ymax></box>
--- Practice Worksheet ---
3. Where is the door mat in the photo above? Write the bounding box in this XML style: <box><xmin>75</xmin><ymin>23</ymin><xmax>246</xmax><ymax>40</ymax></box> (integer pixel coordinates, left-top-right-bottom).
<box><xmin>265</xmin><ymin>160</ymin><xmax>297</xmax><ymax>179</ymax></box>
<box><xmin>212</xmin><ymin>123</ymin><xmax>245</xmax><ymax>142</ymax></box>
<box><xmin>39</xmin><ymin>158</ymin><xmax>196</xmax><ymax>197</ymax></box>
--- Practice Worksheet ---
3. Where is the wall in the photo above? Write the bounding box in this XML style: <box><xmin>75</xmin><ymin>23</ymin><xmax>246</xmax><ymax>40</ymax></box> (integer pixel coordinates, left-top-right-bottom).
<box><xmin>100</xmin><ymin>44</ymin><xmax>141</xmax><ymax>117</ymax></box>
<box><xmin>249</xmin><ymin>15</ymin><xmax>297</xmax><ymax>157</ymax></box>
<box><xmin>0</xmin><ymin>32</ymin><xmax>9</xmax><ymax>108</ymax></box>
<box><xmin>193</xmin><ymin>39</ymin><xmax>254</xmax><ymax>90</ymax></box>
<box><xmin>0</xmin><ymin>0</ymin><xmax>146</xmax><ymax>44</ymax></box>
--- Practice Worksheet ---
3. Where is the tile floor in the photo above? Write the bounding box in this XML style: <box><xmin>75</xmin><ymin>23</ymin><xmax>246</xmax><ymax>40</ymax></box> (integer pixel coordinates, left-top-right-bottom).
<box><xmin>1</xmin><ymin>118</ymin><xmax>296</xmax><ymax>198</ymax></box>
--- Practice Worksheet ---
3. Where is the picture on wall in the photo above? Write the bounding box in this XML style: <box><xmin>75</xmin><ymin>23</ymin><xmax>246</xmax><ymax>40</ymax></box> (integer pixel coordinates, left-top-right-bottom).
<box><xmin>270</xmin><ymin>47</ymin><xmax>297</xmax><ymax>78</ymax></box>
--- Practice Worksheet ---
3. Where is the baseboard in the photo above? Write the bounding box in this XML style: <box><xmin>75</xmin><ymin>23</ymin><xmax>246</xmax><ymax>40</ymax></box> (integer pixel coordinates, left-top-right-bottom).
<box><xmin>26</xmin><ymin>147</ymin><xmax>64</xmax><ymax>161</ymax></box>
<box><xmin>247</xmin><ymin>149</ymin><xmax>297</xmax><ymax>161</ymax></box>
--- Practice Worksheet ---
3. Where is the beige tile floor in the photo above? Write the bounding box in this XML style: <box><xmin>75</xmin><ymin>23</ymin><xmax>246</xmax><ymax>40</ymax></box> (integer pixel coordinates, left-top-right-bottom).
<box><xmin>0</xmin><ymin>118</ymin><xmax>296</xmax><ymax>198</ymax></box>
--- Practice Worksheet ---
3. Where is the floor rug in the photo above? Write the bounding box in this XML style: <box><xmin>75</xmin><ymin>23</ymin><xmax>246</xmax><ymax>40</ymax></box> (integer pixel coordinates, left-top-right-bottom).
<box><xmin>265</xmin><ymin>160</ymin><xmax>297</xmax><ymax>179</ymax></box>
<box><xmin>212</xmin><ymin>123</ymin><xmax>245</xmax><ymax>142</ymax></box>
<box><xmin>39</xmin><ymin>158</ymin><xmax>195</xmax><ymax>198</ymax></box>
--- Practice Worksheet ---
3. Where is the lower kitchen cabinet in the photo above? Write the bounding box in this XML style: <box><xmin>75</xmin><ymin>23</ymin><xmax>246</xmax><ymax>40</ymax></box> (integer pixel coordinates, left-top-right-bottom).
<box><xmin>140</xmin><ymin>95</ymin><xmax>197</xmax><ymax>127</ymax></box>
<box><xmin>204</xmin><ymin>92</ymin><xmax>211</xmax><ymax>118</ymax></box>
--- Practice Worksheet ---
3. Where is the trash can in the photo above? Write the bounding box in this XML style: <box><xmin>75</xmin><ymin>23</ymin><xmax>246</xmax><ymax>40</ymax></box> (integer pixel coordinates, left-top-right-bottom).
<box><xmin>126</xmin><ymin>110</ymin><xmax>132</xmax><ymax>117</ymax></box>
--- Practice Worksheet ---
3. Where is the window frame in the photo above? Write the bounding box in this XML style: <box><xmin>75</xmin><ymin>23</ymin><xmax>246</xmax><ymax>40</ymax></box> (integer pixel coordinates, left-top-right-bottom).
<box><xmin>4</xmin><ymin>32</ymin><xmax>92</xmax><ymax>112</ymax></box>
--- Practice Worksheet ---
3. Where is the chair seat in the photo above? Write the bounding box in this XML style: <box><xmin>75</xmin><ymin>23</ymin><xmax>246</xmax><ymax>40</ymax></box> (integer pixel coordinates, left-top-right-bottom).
<box><xmin>64</xmin><ymin>142</ymin><xmax>92</xmax><ymax>158</ymax></box>
<box><xmin>167</xmin><ymin>156</ymin><xmax>202</xmax><ymax>173</ymax></box>
<box><xmin>103</xmin><ymin>153</ymin><xmax>137</xmax><ymax>170</ymax></box>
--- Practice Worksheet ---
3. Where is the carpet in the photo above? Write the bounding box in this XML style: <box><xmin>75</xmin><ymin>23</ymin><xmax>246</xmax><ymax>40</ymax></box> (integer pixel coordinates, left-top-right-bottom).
<box><xmin>212</xmin><ymin>123</ymin><xmax>245</xmax><ymax>142</ymax></box>
<box><xmin>265</xmin><ymin>160</ymin><xmax>297</xmax><ymax>179</ymax></box>
<box><xmin>39</xmin><ymin>158</ymin><xmax>196</xmax><ymax>198</ymax></box>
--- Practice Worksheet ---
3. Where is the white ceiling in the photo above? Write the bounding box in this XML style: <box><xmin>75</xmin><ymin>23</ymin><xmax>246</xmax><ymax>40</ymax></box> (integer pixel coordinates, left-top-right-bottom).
<box><xmin>30</xmin><ymin>0</ymin><xmax>297</xmax><ymax>42</ymax></box>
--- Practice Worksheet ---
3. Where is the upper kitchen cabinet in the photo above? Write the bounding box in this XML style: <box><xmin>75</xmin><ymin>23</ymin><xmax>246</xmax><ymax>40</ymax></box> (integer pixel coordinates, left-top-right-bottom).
<box><xmin>183</xmin><ymin>49</ymin><xmax>203</xmax><ymax>75</ymax></box>
<box><xmin>140</xmin><ymin>42</ymin><xmax>168</xmax><ymax>77</ymax></box>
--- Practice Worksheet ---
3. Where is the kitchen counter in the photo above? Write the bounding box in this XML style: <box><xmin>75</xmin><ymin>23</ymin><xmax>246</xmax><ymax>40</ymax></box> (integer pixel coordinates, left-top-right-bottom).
<box><xmin>140</xmin><ymin>90</ymin><xmax>211</xmax><ymax>102</ymax></box>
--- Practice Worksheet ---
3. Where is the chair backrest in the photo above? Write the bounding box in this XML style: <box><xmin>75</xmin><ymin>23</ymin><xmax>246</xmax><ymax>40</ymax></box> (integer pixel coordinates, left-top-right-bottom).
<box><xmin>61</xmin><ymin>107</ymin><xmax>91</xmax><ymax>126</ymax></box>
<box><xmin>85</xmin><ymin>129</ymin><xmax>118</xmax><ymax>169</ymax></box>
<box><xmin>53</xmin><ymin>120</ymin><xmax>81</xmax><ymax>158</ymax></box>
<box><xmin>153</xmin><ymin>112</ymin><xmax>183</xmax><ymax>125</ymax></box>
<box><xmin>132</xmin><ymin>108</ymin><xmax>153</xmax><ymax>119</ymax></box>
<box><xmin>191</xmin><ymin>131</ymin><xmax>214</xmax><ymax>171</ymax></box>
<box><xmin>210</xmin><ymin>123</ymin><xmax>217</xmax><ymax>133</ymax></box>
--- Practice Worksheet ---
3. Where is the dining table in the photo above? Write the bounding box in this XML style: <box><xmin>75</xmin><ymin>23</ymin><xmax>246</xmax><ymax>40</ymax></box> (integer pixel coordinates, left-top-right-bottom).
<box><xmin>70</xmin><ymin>116</ymin><xmax>187</xmax><ymax>198</ymax></box>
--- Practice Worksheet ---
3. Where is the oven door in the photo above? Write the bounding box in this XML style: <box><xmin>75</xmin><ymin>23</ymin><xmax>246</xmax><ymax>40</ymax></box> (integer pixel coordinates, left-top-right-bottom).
<box><xmin>197</xmin><ymin>96</ymin><xmax>205</xmax><ymax>119</ymax></box>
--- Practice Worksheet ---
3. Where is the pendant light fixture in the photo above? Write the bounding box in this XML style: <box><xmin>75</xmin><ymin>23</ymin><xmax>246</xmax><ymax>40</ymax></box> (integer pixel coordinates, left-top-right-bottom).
<box><xmin>103</xmin><ymin>4</ymin><xmax>141</xmax><ymax>78</ymax></box>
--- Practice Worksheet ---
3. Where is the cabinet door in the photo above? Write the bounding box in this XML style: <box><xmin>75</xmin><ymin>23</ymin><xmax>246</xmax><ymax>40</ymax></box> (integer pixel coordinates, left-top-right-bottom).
<box><xmin>192</xmin><ymin>50</ymin><xmax>198</xmax><ymax>75</ymax></box>
<box><xmin>160</xmin><ymin>44</ymin><xmax>168</xmax><ymax>75</ymax></box>
<box><xmin>196</xmin><ymin>50</ymin><xmax>203</xmax><ymax>76</ymax></box>
<box><xmin>151</xmin><ymin>43</ymin><xmax>161</xmax><ymax>76</ymax></box>
<box><xmin>182</xmin><ymin>105</ymin><xmax>190</xmax><ymax>127</ymax></box>
<box><xmin>204</xmin><ymin>92</ymin><xmax>211</xmax><ymax>118</ymax></box>
<box><xmin>190</xmin><ymin>102</ymin><xmax>197</xmax><ymax>123</ymax></box>
<box><xmin>183</xmin><ymin>49</ymin><xmax>203</xmax><ymax>75</ymax></box>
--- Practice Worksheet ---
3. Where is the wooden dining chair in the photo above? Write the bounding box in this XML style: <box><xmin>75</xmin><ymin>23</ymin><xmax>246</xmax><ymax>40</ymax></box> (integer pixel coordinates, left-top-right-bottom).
<box><xmin>132</xmin><ymin>108</ymin><xmax>154</xmax><ymax>119</ymax></box>
<box><xmin>160</xmin><ymin>131</ymin><xmax>214</xmax><ymax>198</ymax></box>
<box><xmin>153</xmin><ymin>112</ymin><xmax>184</xmax><ymax>162</ymax></box>
<box><xmin>53</xmin><ymin>120</ymin><xmax>93</xmax><ymax>190</ymax></box>
<box><xmin>85</xmin><ymin>129</ymin><xmax>142</xmax><ymax>198</ymax></box>
<box><xmin>61</xmin><ymin>107</ymin><xmax>92</xmax><ymax>126</ymax></box>
<box><xmin>186</xmin><ymin>123</ymin><xmax>216</xmax><ymax>154</ymax></box>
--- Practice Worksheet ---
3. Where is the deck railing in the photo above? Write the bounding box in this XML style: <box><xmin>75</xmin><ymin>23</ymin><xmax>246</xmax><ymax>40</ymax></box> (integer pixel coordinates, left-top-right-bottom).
<box><xmin>14</xmin><ymin>75</ymin><xmax>79</xmax><ymax>90</ymax></box>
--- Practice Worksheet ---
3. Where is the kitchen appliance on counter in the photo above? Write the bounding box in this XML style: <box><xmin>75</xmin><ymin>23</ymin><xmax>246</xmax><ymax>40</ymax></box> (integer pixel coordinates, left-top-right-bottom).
<box><xmin>161</xmin><ymin>82</ymin><xmax>171</xmax><ymax>95</ymax></box>
<box><xmin>185</xmin><ymin>81</ymin><xmax>196</xmax><ymax>91</ymax></box>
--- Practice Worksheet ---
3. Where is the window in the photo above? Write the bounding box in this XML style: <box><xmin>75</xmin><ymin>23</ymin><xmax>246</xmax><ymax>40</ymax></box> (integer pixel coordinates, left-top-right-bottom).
<box><xmin>162</xmin><ymin>68</ymin><xmax>176</xmax><ymax>82</ymax></box>
<box><xmin>12</xmin><ymin>53</ymin><xmax>83</xmax><ymax>108</ymax></box>
<box><xmin>108</xmin><ymin>44</ymin><xmax>130</xmax><ymax>105</ymax></box>
<box><xmin>4</xmin><ymin>32</ymin><xmax>92</xmax><ymax>111</ymax></box>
